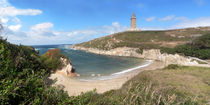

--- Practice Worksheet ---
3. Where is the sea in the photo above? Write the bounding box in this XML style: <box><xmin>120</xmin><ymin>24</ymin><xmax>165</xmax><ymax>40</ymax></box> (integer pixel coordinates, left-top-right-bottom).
<box><xmin>33</xmin><ymin>44</ymin><xmax>152</xmax><ymax>81</ymax></box>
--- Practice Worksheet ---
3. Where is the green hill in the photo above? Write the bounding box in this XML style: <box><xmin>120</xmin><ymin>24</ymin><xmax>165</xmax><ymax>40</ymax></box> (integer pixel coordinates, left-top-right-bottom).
<box><xmin>75</xmin><ymin>27</ymin><xmax>210</xmax><ymax>50</ymax></box>
<box><xmin>75</xmin><ymin>27</ymin><xmax>210</xmax><ymax>60</ymax></box>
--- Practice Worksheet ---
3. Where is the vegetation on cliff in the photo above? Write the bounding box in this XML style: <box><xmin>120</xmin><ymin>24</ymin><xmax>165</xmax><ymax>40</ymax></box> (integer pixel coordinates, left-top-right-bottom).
<box><xmin>161</xmin><ymin>33</ymin><xmax>210</xmax><ymax>59</ymax></box>
<box><xmin>41</xmin><ymin>48</ymin><xmax>70</xmax><ymax>71</ymax></box>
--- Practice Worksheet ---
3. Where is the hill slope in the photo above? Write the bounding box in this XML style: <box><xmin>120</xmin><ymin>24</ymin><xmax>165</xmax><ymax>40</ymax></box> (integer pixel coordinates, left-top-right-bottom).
<box><xmin>75</xmin><ymin>27</ymin><xmax>210</xmax><ymax>50</ymax></box>
<box><xmin>87</xmin><ymin>65</ymin><xmax>210</xmax><ymax>105</ymax></box>
<box><xmin>0</xmin><ymin>38</ymin><xmax>73</xmax><ymax>104</ymax></box>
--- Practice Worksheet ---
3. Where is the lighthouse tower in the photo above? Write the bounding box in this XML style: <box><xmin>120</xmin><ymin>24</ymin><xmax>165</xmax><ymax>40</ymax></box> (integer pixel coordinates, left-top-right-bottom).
<box><xmin>131</xmin><ymin>13</ymin><xmax>136</xmax><ymax>29</ymax></box>
<box><xmin>128</xmin><ymin>13</ymin><xmax>140</xmax><ymax>31</ymax></box>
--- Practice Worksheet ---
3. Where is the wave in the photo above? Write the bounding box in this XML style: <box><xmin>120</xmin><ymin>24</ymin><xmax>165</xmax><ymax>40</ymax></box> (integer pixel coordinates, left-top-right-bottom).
<box><xmin>111</xmin><ymin>60</ymin><xmax>153</xmax><ymax>76</ymax></box>
<box><xmin>77</xmin><ymin>60</ymin><xmax>153</xmax><ymax>81</ymax></box>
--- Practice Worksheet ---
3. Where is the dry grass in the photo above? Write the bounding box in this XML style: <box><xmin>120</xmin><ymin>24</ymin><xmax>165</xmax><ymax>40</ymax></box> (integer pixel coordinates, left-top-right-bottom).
<box><xmin>88</xmin><ymin>65</ymin><xmax>210</xmax><ymax>105</ymax></box>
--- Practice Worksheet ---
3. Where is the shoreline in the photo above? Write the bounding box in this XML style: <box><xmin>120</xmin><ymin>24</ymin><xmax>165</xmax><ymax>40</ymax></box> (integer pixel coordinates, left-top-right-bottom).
<box><xmin>49</xmin><ymin>60</ymin><xmax>165</xmax><ymax>96</ymax></box>
<box><xmin>77</xmin><ymin>60</ymin><xmax>153</xmax><ymax>82</ymax></box>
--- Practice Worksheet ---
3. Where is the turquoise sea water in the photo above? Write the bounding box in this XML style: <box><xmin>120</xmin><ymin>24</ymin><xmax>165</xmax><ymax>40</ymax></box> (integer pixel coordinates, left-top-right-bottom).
<box><xmin>33</xmin><ymin>45</ymin><xmax>149</xmax><ymax>80</ymax></box>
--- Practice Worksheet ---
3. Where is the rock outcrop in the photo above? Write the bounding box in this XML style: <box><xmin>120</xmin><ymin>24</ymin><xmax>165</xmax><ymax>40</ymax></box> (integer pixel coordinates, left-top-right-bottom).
<box><xmin>72</xmin><ymin>46</ymin><xmax>199</xmax><ymax>66</ymax></box>
<box><xmin>44</xmin><ymin>48</ymin><xmax>77</xmax><ymax>77</ymax></box>
<box><xmin>57</xmin><ymin>57</ymin><xmax>73</xmax><ymax>76</ymax></box>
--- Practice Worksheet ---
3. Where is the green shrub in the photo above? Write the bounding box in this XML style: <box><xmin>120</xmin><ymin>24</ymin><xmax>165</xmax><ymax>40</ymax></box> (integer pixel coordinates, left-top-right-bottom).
<box><xmin>165</xmin><ymin>64</ymin><xmax>181</xmax><ymax>70</ymax></box>
<box><xmin>136</xmin><ymin>48</ymin><xmax>143</xmax><ymax>54</ymax></box>
<box><xmin>192</xmin><ymin>33</ymin><xmax>210</xmax><ymax>48</ymax></box>
<box><xmin>41</xmin><ymin>48</ymin><xmax>70</xmax><ymax>71</ymax></box>
<box><xmin>161</xmin><ymin>34</ymin><xmax>210</xmax><ymax>59</ymax></box>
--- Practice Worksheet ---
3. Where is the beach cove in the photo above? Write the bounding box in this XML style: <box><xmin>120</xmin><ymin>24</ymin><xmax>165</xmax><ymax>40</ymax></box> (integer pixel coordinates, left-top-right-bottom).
<box><xmin>49</xmin><ymin>61</ymin><xmax>165</xmax><ymax>96</ymax></box>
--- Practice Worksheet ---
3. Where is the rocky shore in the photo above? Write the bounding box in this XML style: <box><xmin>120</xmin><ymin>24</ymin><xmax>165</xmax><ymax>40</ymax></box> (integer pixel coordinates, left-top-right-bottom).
<box><xmin>71</xmin><ymin>46</ymin><xmax>208</xmax><ymax>67</ymax></box>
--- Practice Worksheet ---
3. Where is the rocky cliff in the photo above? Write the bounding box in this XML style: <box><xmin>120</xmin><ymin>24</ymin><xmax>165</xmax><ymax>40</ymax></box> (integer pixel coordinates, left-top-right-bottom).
<box><xmin>72</xmin><ymin>46</ymin><xmax>199</xmax><ymax>66</ymax></box>
<box><xmin>56</xmin><ymin>57</ymin><xmax>77</xmax><ymax>76</ymax></box>
<box><xmin>43</xmin><ymin>48</ymin><xmax>77</xmax><ymax>76</ymax></box>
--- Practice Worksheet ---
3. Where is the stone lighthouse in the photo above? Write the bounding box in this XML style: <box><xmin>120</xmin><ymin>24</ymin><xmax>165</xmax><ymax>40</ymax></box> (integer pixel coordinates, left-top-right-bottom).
<box><xmin>131</xmin><ymin>13</ymin><xmax>136</xmax><ymax>29</ymax></box>
<box><xmin>128</xmin><ymin>13</ymin><xmax>140</xmax><ymax>31</ymax></box>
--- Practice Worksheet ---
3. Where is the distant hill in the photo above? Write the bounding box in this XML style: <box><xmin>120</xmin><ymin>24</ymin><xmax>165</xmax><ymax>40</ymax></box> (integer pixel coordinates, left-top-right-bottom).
<box><xmin>75</xmin><ymin>27</ymin><xmax>210</xmax><ymax>50</ymax></box>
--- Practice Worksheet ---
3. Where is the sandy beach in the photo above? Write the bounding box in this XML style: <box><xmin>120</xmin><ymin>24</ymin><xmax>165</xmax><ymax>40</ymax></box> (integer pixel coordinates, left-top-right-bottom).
<box><xmin>49</xmin><ymin>61</ymin><xmax>165</xmax><ymax>96</ymax></box>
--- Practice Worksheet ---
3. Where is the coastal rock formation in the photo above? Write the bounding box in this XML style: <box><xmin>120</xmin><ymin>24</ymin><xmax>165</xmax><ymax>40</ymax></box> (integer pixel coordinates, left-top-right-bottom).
<box><xmin>72</xmin><ymin>46</ymin><xmax>199</xmax><ymax>66</ymax></box>
<box><xmin>57</xmin><ymin>57</ymin><xmax>74</xmax><ymax>76</ymax></box>
<box><xmin>44</xmin><ymin>48</ymin><xmax>77</xmax><ymax>77</ymax></box>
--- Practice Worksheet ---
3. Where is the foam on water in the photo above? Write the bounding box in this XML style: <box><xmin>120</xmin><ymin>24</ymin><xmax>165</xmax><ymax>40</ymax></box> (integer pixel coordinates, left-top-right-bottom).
<box><xmin>111</xmin><ymin>60</ymin><xmax>153</xmax><ymax>76</ymax></box>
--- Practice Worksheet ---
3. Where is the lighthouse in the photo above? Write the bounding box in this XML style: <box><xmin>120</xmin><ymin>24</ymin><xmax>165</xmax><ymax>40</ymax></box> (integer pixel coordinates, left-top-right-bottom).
<box><xmin>131</xmin><ymin>13</ymin><xmax>136</xmax><ymax>29</ymax></box>
<box><xmin>128</xmin><ymin>13</ymin><xmax>140</xmax><ymax>31</ymax></box>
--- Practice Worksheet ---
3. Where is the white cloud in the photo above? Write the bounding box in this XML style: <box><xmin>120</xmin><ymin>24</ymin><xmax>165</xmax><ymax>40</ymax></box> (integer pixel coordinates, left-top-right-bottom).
<box><xmin>194</xmin><ymin>0</ymin><xmax>205</xmax><ymax>5</ymax></box>
<box><xmin>0</xmin><ymin>18</ymin><xmax>8</xmax><ymax>23</ymax></box>
<box><xmin>145</xmin><ymin>17</ymin><xmax>156</xmax><ymax>22</ymax></box>
<box><xmin>67</xmin><ymin>22</ymin><xmax>128</xmax><ymax>42</ymax></box>
<box><xmin>0</xmin><ymin>0</ymin><xmax>8</xmax><ymax>7</ymax></box>
<box><xmin>0</xmin><ymin>6</ymin><xmax>42</xmax><ymax>17</ymax></box>
<box><xmin>8</xmin><ymin>24</ymin><xmax>21</xmax><ymax>31</ymax></box>
<box><xmin>0</xmin><ymin>0</ymin><xmax>42</xmax><ymax>18</ymax></box>
<box><xmin>174</xmin><ymin>16</ymin><xmax>188</xmax><ymax>21</ymax></box>
<box><xmin>0</xmin><ymin>0</ymin><xmax>42</xmax><ymax>34</ymax></box>
<box><xmin>142</xmin><ymin>17</ymin><xmax>210</xmax><ymax>30</ymax></box>
<box><xmin>30</xmin><ymin>22</ymin><xmax>53</xmax><ymax>31</ymax></box>
<box><xmin>159</xmin><ymin>15</ymin><xmax>175</xmax><ymax>21</ymax></box>
<box><xmin>28</xmin><ymin>22</ymin><xmax>55</xmax><ymax>37</ymax></box>
<box><xmin>4</xmin><ymin>22</ymin><xmax>128</xmax><ymax>45</ymax></box>
<box><xmin>159</xmin><ymin>15</ymin><xmax>188</xmax><ymax>22</ymax></box>
<box><xmin>67</xmin><ymin>30</ymin><xmax>97</xmax><ymax>37</ymax></box>
<box><xmin>172</xmin><ymin>17</ymin><xmax>210</xmax><ymax>29</ymax></box>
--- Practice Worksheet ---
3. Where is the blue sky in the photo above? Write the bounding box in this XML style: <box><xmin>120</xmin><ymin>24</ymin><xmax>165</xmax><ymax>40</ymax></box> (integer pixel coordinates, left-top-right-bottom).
<box><xmin>1</xmin><ymin>0</ymin><xmax>210</xmax><ymax>45</ymax></box>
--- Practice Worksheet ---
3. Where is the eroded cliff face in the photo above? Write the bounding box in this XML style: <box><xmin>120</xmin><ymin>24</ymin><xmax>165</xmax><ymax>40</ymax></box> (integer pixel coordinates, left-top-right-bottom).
<box><xmin>72</xmin><ymin>46</ymin><xmax>198</xmax><ymax>66</ymax></box>
<box><xmin>57</xmin><ymin>57</ymin><xmax>77</xmax><ymax>77</ymax></box>
<box><xmin>57</xmin><ymin>58</ymin><xmax>72</xmax><ymax>75</ymax></box>
<box><xmin>43</xmin><ymin>48</ymin><xmax>77</xmax><ymax>76</ymax></box>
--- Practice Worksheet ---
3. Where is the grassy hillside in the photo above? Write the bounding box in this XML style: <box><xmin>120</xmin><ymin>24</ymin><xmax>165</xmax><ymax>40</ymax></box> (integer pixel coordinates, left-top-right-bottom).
<box><xmin>87</xmin><ymin>65</ymin><xmax>210</xmax><ymax>105</ymax></box>
<box><xmin>76</xmin><ymin>27</ymin><xmax>210</xmax><ymax>50</ymax></box>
